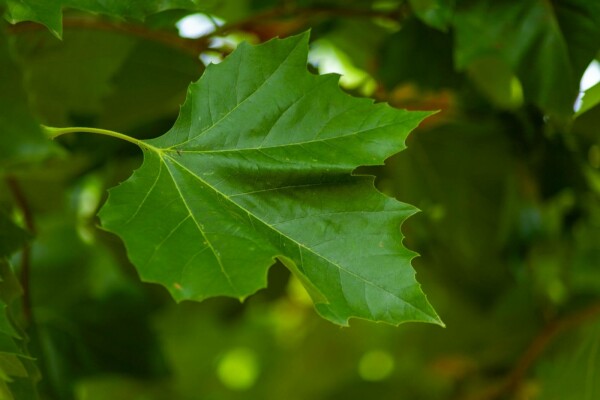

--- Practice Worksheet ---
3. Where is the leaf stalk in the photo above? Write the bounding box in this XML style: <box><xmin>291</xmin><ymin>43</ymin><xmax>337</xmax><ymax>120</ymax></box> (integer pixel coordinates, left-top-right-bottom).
<box><xmin>42</xmin><ymin>126</ymin><xmax>156</xmax><ymax>151</ymax></box>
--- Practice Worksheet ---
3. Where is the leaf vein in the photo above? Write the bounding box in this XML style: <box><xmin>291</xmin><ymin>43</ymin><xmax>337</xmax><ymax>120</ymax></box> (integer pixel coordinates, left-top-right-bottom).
<box><xmin>257</xmin><ymin>77</ymin><xmax>330</xmax><ymax>148</ymax></box>
<box><xmin>124</xmin><ymin>155</ymin><xmax>163</xmax><ymax>224</ymax></box>
<box><xmin>164</xmin><ymin>154</ymin><xmax>431</xmax><ymax>318</ymax></box>
<box><xmin>169</xmin><ymin>39</ymin><xmax>303</xmax><ymax>151</ymax></box>
<box><xmin>144</xmin><ymin>215</ymin><xmax>191</xmax><ymax>267</ymax></box>
<box><xmin>161</xmin><ymin>156</ymin><xmax>238</xmax><ymax>293</ymax></box>
<box><xmin>168</xmin><ymin>121</ymin><xmax>406</xmax><ymax>156</ymax></box>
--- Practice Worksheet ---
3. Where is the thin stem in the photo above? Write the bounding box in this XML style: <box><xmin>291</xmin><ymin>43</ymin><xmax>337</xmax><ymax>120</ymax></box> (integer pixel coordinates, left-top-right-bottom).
<box><xmin>207</xmin><ymin>5</ymin><xmax>407</xmax><ymax>39</ymax></box>
<box><xmin>7</xmin><ymin>5</ymin><xmax>408</xmax><ymax>56</ymax></box>
<box><xmin>5</xmin><ymin>177</ymin><xmax>35</xmax><ymax>326</ymax></box>
<box><xmin>42</xmin><ymin>126</ymin><xmax>155</xmax><ymax>151</ymax></box>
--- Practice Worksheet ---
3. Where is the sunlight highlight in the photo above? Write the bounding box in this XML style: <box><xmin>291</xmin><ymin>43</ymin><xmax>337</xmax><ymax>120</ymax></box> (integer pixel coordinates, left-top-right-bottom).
<box><xmin>574</xmin><ymin>60</ymin><xmax>600</xmax><ymax>111</ymax></box>
<box><xmin>308</xmin><ymin>39</ymin><xmax>376</xmax><ymax>96</ymax></box>
<box><xmin>176</xmin><ymin>13</ymin><xmax>224</xmax><ymax>39</ymax></box>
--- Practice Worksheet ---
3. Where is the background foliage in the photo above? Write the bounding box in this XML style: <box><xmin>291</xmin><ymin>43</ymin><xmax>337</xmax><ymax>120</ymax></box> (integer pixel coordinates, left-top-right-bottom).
<box><xmin>1</xmin><ymin>0</ymin><xmax>600</xmax><ymax>399</ymax></box>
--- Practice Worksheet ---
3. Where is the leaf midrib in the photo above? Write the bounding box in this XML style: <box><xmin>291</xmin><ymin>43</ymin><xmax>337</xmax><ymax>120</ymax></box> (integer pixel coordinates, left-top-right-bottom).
<box><xmin>159</xmin><ymin>120</ymin><xmax>412</xmax><ymax>156</ymax></box>
<box><xmin>162</xmin><ymin>159</ymin><xmax>238</xmax><ymax>293</ymax></box>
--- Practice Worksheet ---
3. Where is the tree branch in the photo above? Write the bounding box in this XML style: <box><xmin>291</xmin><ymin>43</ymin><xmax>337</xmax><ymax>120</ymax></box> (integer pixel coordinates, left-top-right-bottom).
<box><xmin>5</xmin><ymin>177</ymin><xmax>35</xmax><ymax>326</ymax></box>
<box><xmin>7</xmin><ymin>16</ymin><xmax>208</xmax><ymax>56</ymax></box>
<box><xmin>209</xmin><ymin>5</ymin><xmax>408</xmax><ymax>39</ymax></box>
<box><xmin>471</xmin><ymin>301</ymin><xmax>600</xmax><ymax>400</ymax></box>
<box><xmin>7</xmin><ymin>5</ymin><xmax>408</xmax><ymax>57</ymax></box>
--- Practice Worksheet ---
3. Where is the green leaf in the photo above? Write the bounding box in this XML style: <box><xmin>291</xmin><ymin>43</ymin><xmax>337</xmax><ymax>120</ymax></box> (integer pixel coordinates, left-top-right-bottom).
<box><xmin>98</xmin><ymin>32</ymin><xmax>441</xmax><ymax>326</ymax></box>
<box><xmin>554</xmin><ymin>0</ymin><xmax>600</xmax><ymax>80</ymax></box>
<box><xmin>0</xmin><ymin>260</ymin><xmax>24</xmax><ymax>354</ymax></box>
<box><xmin>536</xmin><ymin>320</ymin><xmax>600</xmax><ymax>400</ymax></box>
<box><xmin>0</xmin><ymin>26</ymin><xmax>54</xmax><ymax>168</ymax></box>
<box><xmin>4</xmin><ymin>0</ymin><xmax>200</xmax><ymax>38</ymax></box>
<box><xmin>465</xmin><ymin>56</ymin><xmax>523</xmax><ymax>109</ymax></box>
<box><xmin>12</xmin><ymin>25</ymin><xmax>201</xmax><ymax>131</ymax></box>
<box><xmin>378</xmin><ymin>18</ymin><xmax>459</xmax><ymax>91</ymax></box>
<box><xmin>97</xmin><ymin>36</ymin><xmax>202</xmax><ymax>131</ymax></box>
<box><xmin>408</xmin><ymin>0</ymin><xmax>454</xmax><ymax>31</ymax></box>
<box><xmin>0</xmin><ymin>259</ymin><xmax>38</xmax><ymax>399</ymax></box>
<box><xmin>317</xmin><ymin>19</ymin><xmax>388</xmax><ymax>73</ymax></box>
<box><xmin>0</xmin><ymin>214</ymin><xmax>29</xmax><ymax>259</ymax></box>
<box><xmin>453</xmin><ymin>0</ymin><xmax>600</xmax><ymax>116</ymax></box>
<box><xmin>12</xmin><ymin>28</ymin><xmax>136</xmax><ymax>127</ymax></box>
<box><xmin>576</xmin><ymin>81</ymin><xmax>600</xmax><ymax>117</ymax></box>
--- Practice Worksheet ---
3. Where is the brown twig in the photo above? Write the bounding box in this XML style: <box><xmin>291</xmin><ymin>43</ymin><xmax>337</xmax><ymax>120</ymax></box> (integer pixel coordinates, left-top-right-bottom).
<box><xmin>7</xmin><ymin>4</ymin><xmax>408</xmax><ymax>56</ymax></box>
<box><xmin>210</xmin><ymin>5</ymin><xmax>408</xmax><ymax>38</ymax></box>
<box><xmin>5</xmin><ymin>177</ymin><xmax>35</xmax><ymax>326</ymax></box>
<box><xmin>471</xmin><ymin>301</ymin><xmax>600</xmax><ymax>400</ymax></box>
<box><xmin>7</xmin><ymin>16</ymin><xmax>208</xmax><ymax>56</ymax></box>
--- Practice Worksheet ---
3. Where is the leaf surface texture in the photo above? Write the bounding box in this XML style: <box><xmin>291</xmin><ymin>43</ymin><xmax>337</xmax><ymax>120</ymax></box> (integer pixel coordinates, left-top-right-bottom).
<box><xmin>99</xmin><ymin>33</ymin><xmax>441</xmax><ymax>326</ymax></box>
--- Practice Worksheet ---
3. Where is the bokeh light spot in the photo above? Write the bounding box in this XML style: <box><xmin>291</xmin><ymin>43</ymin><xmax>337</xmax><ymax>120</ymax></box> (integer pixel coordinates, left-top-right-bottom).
<box><xmin>358</xmin><ymin>350</ymin><xmax>395</xmax><ymax>381</ymax></box>
<box><xmin>217</xmin><ymin>347</ymin><xmax>259</xmax><ymax>390</ymax></box>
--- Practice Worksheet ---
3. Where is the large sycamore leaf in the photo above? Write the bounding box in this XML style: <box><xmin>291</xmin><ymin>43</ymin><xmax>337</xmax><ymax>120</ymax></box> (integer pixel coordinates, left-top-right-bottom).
<box><xmin>99</xmin><ymin>32</ymin><xmax>441</xmax><ymax>326</ymax></box>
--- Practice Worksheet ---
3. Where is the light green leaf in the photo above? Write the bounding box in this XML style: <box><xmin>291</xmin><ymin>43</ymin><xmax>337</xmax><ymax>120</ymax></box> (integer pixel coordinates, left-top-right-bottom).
<box><xmin>4</xmin><ymin>0</ymin><xmax>200</xmax><ymax>38</ymax></box>
<box><xmin>0</xmin><ymin>380</ymin><xmax>14</xmax><ymax>400</ymax></box>
<box><xmin>98</xmin><ymin>32</ymin><xmax>441</xmax><ymax>326</ymax></box>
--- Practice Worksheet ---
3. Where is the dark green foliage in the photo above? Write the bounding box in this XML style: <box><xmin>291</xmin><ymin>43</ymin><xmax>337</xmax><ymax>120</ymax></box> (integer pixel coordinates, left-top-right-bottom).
<box><xmin>1</xmin><ymin>0</ymin><xmax>599</xmax><ymax>399</ymax></box>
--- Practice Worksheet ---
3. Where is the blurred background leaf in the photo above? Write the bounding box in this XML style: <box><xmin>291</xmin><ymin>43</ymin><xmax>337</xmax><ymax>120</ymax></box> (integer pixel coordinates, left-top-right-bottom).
<box><xmin>0</xmin><ymin>28</ymin><xmax>56</xmax><ymax>169</ymax></box>
<box><xmin>0</xmin><ymin>0</ymin><xmax>599</xmax><ymax>398</ymax></box>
